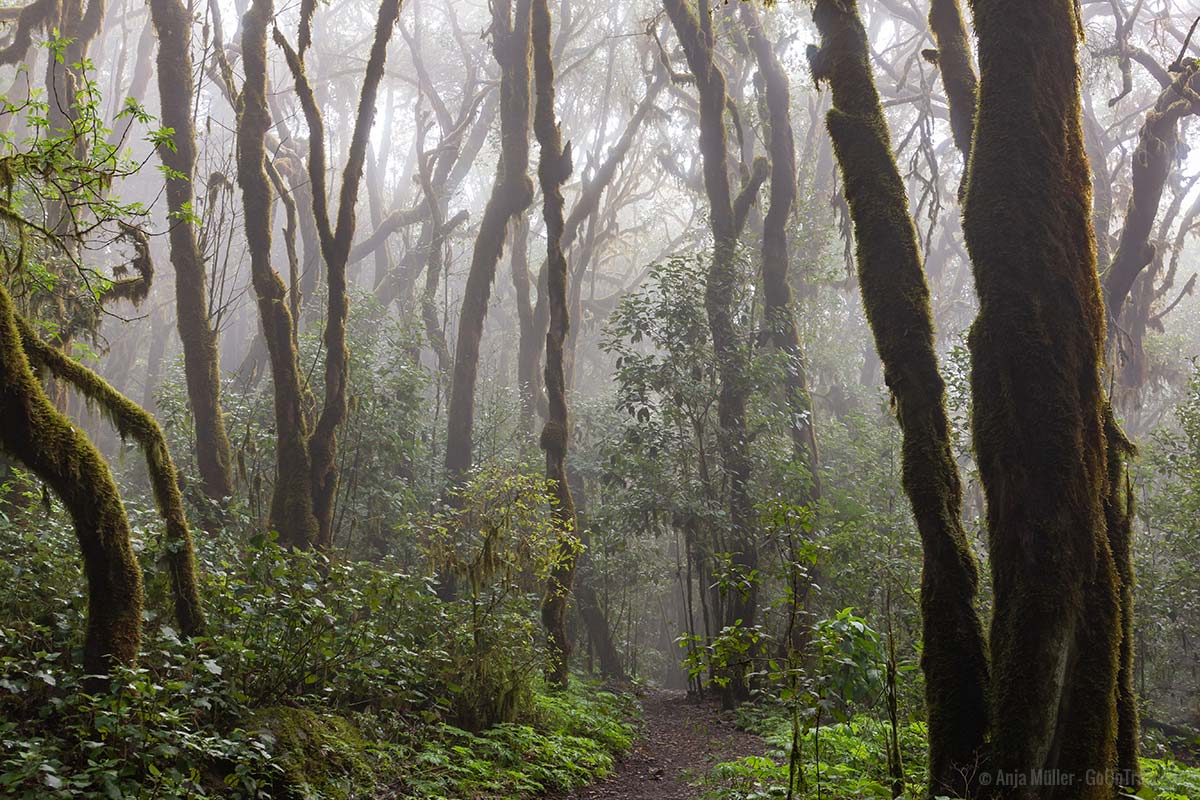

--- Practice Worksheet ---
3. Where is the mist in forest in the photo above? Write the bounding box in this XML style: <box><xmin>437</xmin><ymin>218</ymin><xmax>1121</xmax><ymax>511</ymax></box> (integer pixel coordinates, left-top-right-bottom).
<box><xmin>1</xmin><ymin>0</ymin><xmax>1199</xmax><ymax>798</ymax></box>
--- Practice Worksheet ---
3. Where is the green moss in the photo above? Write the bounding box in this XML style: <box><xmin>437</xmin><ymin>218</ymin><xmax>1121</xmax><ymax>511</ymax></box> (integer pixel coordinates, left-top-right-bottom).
<box><xmin>249</xmin><ymin>707</ymin><xmax>387</xmax><ymax>800</ymax></box>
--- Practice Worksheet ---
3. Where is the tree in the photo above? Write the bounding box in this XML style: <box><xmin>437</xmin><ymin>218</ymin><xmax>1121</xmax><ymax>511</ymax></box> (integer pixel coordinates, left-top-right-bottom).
<box><xmin>149</xmin><ymin>0</ymin><xmax>235</xmax><ymax>501</ymax></box>
<box><xmin>964</xmin><ymin>0</ymin><xmax>1132</xmax><ymax>792</ymax></box>
<box><xmin>531</xmin><ymin>0</ymin><xmax>578</xmax><ymax>689</ymax></box>
<box><xmin>662</xmin><ymin>0</ymin><xmax>768</xmax><ymax>704</ymax></box>
<box><xmin>444</xmin><ymin>0</ymin><xmax>534</xmax><ymax>483</ymax></box>
<box><xmin>237</xmin><ymin>0</ymin><xmax>403</xmax><ymax>548</ymax></box>
<box><xmin>807</xmin><ymin>2</ymin><xmax>989</xmax><ymax>793</ymax></box>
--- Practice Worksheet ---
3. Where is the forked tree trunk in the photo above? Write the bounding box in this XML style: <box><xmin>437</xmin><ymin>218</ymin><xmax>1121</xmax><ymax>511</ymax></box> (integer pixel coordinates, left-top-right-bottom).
<box><xmin>964</xmin><ymin>1</ymin><xmax>1126</xmax><ymax>794</ymax></box>
<box><xmin>237</xmin><ymin>0</ymin><xmax>321</xmax><ymax>549</ymax></box>
<box><xmin>532</xmin><ymin>0</ymin><xmax>577</xmax><ymax>689</ymax></box>
<box><xmin>150</xmin><ymin>0</ymin><xmax>235</xmax><ymax>501</ymax></box>
<box><xmin>807</xmin><ymin>2</ymin><xmax>989</xmax><ymax>794</ymax></box>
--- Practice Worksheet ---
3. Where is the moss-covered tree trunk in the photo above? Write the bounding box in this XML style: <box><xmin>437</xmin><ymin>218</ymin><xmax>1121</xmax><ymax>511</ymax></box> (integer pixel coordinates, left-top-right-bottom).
<box><xmin>149</xmin><ymin>0</ymin><xmax>235</xmax><ymax>502</ymax></box>
<box><xmin>807</xmin><ymin>2</ymin><xmax>989</xmax><ymax>794</ymax></box>
<box><xmin>275</xmin><ymin>0</ymin><xmax>403</xmax><ymax>550</ymax></box>
<box><xmin>17</xmin><ymin>317</ymin><xmax>205</xmax><ymax>637</ymax></box>
<box><xmin>964</xmin><ymin>1</ymin><xmax>1126</xmax><ymax>794</ymax></box>
<box><xmin>532</xmin><ymin>0</ymin><xmax>577</xmax><ymax>689</ymax></box>
<box><xmin>444</xmin><ymin>0</ymin><xmax>534</xmax><ymax>482</ymax></box>
<box><xmin>0</xmin><ymin>283</ymin><xmax>143</xmax><ymax>679</ymax></box>
<box><xmin>237</xmin><ymin>0</ymin><xmax>319</xmax><ymax>549</ymax></box>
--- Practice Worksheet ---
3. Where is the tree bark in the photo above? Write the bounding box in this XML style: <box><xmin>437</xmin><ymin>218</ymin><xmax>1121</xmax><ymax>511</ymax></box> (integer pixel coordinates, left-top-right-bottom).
<box><xmin>532</xmin><ymin>0</ymin><xmax>577</xmax><ymax>689</ymax></box>
<box><xmin>0</xmin><ymin>283</ymin><xmax>143</xmax><ymax>680</ymax></box>
<box><xmin>150</xmin><ymin>0</ymin><xmax>236</xmax><ymax>501</ymax></box>
<box><xmin>807</xmin><ymin>2</ymin><xmax>989</xmax><ymax>794</ymax></box>
<box><xmin>964</xmin><ymin>1</ymin><xmax>1125</xmax><ymax>794</ymax></box>
<box><xmin>237</xmin><ymin>0</ymin><xmax>321</xmax><ymax>548</ymax></box>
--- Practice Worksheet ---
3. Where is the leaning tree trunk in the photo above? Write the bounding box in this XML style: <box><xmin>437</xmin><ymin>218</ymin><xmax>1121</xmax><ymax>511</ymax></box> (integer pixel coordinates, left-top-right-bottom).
<box><xmin>17</xmin><ymin>318</ymin><xmax>205</xmax><ymax>637</ymax></box>
<box><xmin>0</xmin><ymin>283</ymin><xmax>143</xmax><ymax>680</ymax></box>
<box><xmin>444</xmin><ymin>0</ymin><xmax>534</xmax><ymax>482</ymax></box>
<box><xmin>964</xmin><ymin>1</ymin><xmax>1126</xmax><ymax>795</ymax></box>
<box><xmin>149</xmin><ymin>0</ymin><xmax>235</xmax><ymax>501</ymax></box>
<box><xmin>807</xmin><ymin>2</ymin><xmax>989</xmax><ymax>795</ymax></box>
<box><xmin>532</xmin><ymin>0</ymin><xmax>577</xmax><ymax>689</ymax></box>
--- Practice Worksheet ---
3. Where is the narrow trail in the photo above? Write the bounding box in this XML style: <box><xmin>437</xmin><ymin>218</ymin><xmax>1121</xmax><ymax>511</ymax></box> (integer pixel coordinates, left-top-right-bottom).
<box><xmin>562</xmin><ymin>690</ymin><xmax>766</xmax><ymax>800</ymax></box>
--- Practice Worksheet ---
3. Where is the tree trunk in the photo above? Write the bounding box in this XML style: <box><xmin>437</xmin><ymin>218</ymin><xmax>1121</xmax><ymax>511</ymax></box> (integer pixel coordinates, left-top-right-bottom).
<box><xmin>532</xmin><ymin>0</ymin><xmax>578</xmax><ymax>689</ymax></box>
<box><xmin>0</xmin><ymin>283</ymin><xmax>143</xmax><ymax>680</ymax></box>
<box><xmin>663</xmin><ymin>0</ymin><xmax>767</xmax><ymax>706</ymax></box>
<box><xmin>237</xmin><ymin>0</ymin><xmax>321</xmax><ymax>548</ymax></box>
<box><xmin>150</xmin><ymin>0</ymin><xmax>236</xmax><ymax>501</ymax></box>
<box><xmin>964</xmin><ymin>1</ymin><xmax>1126</xmax><ymax>794</ymax></box>
<box><xmin>444</xmin><ymin>0</ymin><xmax>534</xmax><ymax>482</ymax></box>
<box><xmin>808</xmin><ymin>2</ymin><xmax>989</xmax><ymax>794</ymax></box>
<box><xmin>740</xmin><ymin>2</ymin><xmax>821</xmax><ymax>501</ymax></box>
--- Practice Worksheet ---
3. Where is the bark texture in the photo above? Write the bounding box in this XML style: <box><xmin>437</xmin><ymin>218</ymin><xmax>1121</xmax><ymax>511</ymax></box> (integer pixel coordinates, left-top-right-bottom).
<box><xmin>807</xmin><ymin>2</ymin><xmax>989</xmax><ymax>794</ymax></box>
<box><xmin>964</xmin><ymin>2</ymin><xmax>1125</xmax><ymax>795</ymax></box>
<box><xmin>150</xmin><ymin>0</ymin><xmax>235</xmax><ymax>501</ymax></box>
<box><xmin>0</xmin><ymin>283</ymin><xmax>142</xmax><ymax>679</ymax></box>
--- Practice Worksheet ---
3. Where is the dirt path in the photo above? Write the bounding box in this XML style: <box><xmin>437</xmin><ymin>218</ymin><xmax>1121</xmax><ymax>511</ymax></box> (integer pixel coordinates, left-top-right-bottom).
<box><xmin>561</xmin><ymin>690</ymin><xmax>766</xmax><ymax>800</ymax></box>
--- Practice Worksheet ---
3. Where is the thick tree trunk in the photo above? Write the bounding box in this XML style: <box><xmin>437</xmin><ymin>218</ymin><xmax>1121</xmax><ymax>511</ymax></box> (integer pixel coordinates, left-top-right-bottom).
<box><xmin>150</xmin><ymin>0</ymin><xmax>235</xmax><ymax>501</ymax></box>
<box><xmin>807</xmin><ymin>2</ymin><xmax>989</xmax><ymax>795</ymax></box>
<box><xmin>964</xmin><ymin>2</ymin><xmax>1126</xmax><ymax>795</ymax></box>
<box><xmin>532</xmin><ymin>0</ymin><xmax>577</xmax><ymax>689</ymax></box>
<box><xmin>0</xmin><ymin>284</ymin><xmax>143</xmax><ymax>679</ymax></box>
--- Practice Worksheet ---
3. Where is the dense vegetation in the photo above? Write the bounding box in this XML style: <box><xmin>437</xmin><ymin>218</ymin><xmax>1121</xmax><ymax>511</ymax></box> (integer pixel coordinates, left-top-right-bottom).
<box><xmin>1</xmin><ymin>0</ymin><xmax>1200</xmax><ymax>798</ymax></box>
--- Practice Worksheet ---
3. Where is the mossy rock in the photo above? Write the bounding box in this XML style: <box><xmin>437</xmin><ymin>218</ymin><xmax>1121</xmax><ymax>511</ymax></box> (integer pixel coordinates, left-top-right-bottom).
<box><xmin>248</xmin><ymin>707</ymin><xmax>386</xmax><ymax>800</ymax></box>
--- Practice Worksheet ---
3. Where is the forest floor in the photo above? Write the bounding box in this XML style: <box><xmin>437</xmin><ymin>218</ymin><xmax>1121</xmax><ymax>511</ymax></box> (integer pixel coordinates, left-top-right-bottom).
<box><xmin>555</xmin><ymin>689</ymin><xmax>767</xmax><ymax>800</ymax></box>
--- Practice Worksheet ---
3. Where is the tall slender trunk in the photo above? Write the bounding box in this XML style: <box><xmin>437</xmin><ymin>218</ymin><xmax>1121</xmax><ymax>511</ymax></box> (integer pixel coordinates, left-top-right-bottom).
<box><xmin>740</xmin><ymin>2</ymin><xmax>820</xmax><ymax>500</ymax></box>
<box><xmin>532</xmin><ymin>0</ymin><xmax>577</xmax><ymax>689</ymax></box>
<box><xmin>808</xmin><ymin>2</ymin><xmax>988</xmax><ymax>794</ymax></box>
<box><xmin>444</xmin><ymin>0</ymin><xmax>534</xmax><ymax>482</ymax></box>
<box><xmin>150</xmin><ymin>0</ymin><xmax>235</xmax><ymax>501</ymax></box>
<box><xmin>663</xmin><ymin>0</ymin><xmax>767</xmax><ymax>706</ymax></box>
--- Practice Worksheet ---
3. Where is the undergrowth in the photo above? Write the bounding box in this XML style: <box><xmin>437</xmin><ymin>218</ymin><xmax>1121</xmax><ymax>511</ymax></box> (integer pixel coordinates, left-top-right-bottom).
<box><xmin>0</xmin><ymin>487</ymin><xmax>635</xmax><ymax>799</ymax></box>
<box><xmin>697</xmin><ymin>705</ymin><xmax>1200</xmax><ymax>800</ymax></box>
